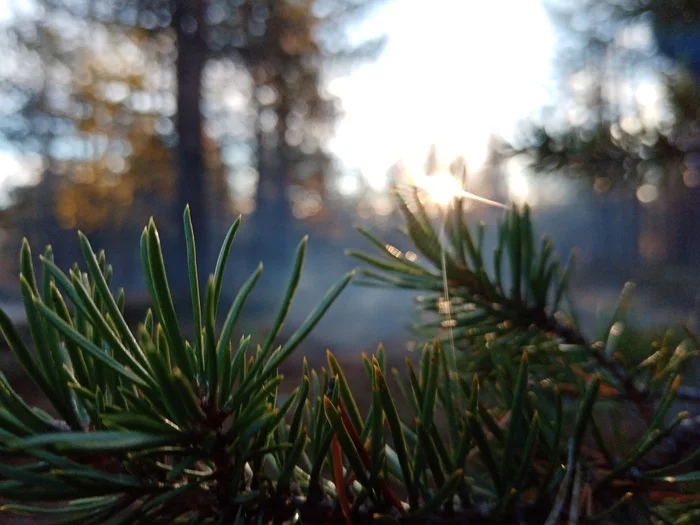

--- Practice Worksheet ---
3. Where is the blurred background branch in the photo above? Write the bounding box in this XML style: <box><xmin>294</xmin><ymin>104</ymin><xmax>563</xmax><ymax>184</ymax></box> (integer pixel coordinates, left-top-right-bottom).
<box><xmin>504</xmin><ymin>0</ymin><xmax>700</xmax><ymax>193</ymax></box>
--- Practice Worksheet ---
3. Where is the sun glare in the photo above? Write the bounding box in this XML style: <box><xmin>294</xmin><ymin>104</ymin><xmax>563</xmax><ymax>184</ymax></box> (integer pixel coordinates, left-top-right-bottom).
<box><xmin>411</xmin><ymin>170</ymin><xmax>508</xmax><ymax>210</ymax></box>
<box><xmin>415</xmin><ymin>171</ymin><xmax>463</xmax><ymax>205</ymax></box>
<box><xmin>337</xmin><ymin>173</ymin><xmax>360</xmax><ymax>196</ymax></box>
<box><xmin>507</xmin><ymin>171</ymin><xmax>530</xmax><ymax>203</ymax></box>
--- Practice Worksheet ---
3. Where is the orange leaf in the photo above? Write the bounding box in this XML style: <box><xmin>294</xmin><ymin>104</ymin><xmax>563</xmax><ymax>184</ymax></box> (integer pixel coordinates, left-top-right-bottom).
<box><xmin>332</xmin><ymin>433</ymin><xmax>353</xmax><ymax>525</ymax></box>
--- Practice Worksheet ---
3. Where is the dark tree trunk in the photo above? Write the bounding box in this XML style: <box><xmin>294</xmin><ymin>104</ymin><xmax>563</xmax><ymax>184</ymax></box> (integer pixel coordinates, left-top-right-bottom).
<box><xmin>254</xmin><ymin>125</ymin><xmax>295</xmax><ymax>257</ymax></box>
<box><xmin>255</xmin><ymin>89</ymin><xmax>296</xmax><ymax>238</ymax></box>
<box><xmin>251</xmin><ymin>92</ymin><xmax>299</xmax><ymax>313</ymax></box>
<box><xmin>173</xmin><ymin>0</ymin><xmax>208</xmax><ymax>292</ymax></box>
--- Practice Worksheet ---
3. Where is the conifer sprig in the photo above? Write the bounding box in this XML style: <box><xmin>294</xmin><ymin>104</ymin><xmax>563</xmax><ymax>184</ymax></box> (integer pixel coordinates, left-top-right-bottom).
<box><xmin>0</xmin><ymin>201</ymin><xmax>698</xmax><ymax>523</ymax></box>
<box><xmin>351</xmin><ymin>188</ymin><xmax>699</xmax><ymax>409</ymax></box>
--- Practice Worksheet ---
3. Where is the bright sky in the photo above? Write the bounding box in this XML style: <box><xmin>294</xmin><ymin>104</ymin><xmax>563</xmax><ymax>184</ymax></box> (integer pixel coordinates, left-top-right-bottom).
<box><xmin>328</xmin><ymin>0</ymin><xmax>556</xmax><ymax>191</ymax></box>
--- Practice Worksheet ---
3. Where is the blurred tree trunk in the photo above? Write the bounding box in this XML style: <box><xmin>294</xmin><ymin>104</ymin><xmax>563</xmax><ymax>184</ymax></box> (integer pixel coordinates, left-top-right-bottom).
<box><xmin>254</xmin><ymin>91</ymin><xmax>296</xmax><ymax>271</ymax></box>
<box><xmin>173</xmin><ymin>0</ymin><xmax>208</xmax><ymax>287</ymax></box>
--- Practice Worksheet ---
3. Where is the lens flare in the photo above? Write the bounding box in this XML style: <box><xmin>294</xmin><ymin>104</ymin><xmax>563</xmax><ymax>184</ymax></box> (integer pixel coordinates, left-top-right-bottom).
<box><xmin>413</xmin><ymin>171</ymin><xmax>507</xmax><ymax>209</ymax></box>
<box><xmin>415</xmin><ymin>171</ymin><xmax>463</xmax><ymax>205</ymax></box>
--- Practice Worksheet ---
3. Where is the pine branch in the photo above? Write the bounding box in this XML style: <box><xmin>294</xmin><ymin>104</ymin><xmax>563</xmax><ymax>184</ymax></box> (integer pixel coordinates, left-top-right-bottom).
<box><xmin>3</xmin><ymin>202</ymin><xmax>700</xmax><ymax>523</ymax></box>
<box><xmin>353</xmin><ymin>190</ymin><xmax>663</xmax><ymax>412</ymax></box>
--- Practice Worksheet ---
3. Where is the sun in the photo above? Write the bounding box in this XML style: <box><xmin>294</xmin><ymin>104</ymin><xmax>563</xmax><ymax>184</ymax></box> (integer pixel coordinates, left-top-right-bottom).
<box><xmin>507</xmin><ymin>171</ymin><xmax>530</xmax><ymax>204</ymax></box>
<box><xmin>411</xmin><ymin>170</ymin><xmax>507</xmax><ymax>210</ymax></box>
<box><xmin>414</xmin><ymin>171</ymin><xmax>464</xmax><ymax>206</ymax></box>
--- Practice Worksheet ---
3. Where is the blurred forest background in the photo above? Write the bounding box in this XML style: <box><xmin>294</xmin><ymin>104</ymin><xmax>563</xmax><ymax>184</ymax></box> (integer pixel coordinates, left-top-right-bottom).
<box><xmin>0</xmin><ymin>0</ymin><xmax>699</xmax><ymax>363</ymax></box>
